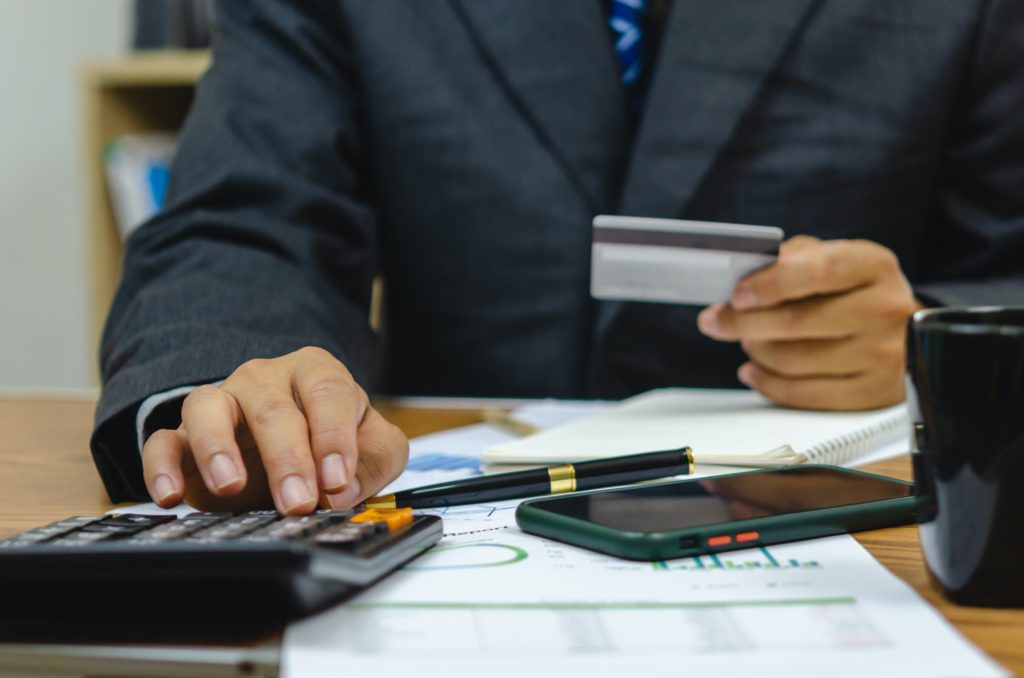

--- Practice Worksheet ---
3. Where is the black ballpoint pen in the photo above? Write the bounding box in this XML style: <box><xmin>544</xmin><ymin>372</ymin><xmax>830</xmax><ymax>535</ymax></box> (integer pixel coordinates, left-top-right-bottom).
<box><xmin>363</xmin><ymin>447</ymin><xmax>694</xmax><ymax>509</ymax></box>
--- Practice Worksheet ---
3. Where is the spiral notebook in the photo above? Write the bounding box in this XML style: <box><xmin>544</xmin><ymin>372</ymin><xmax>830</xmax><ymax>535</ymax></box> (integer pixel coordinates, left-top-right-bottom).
<box><xmin>481</xmin><ymin>388</ymin><xmax>910</xmax><ymax>468</ymax></box>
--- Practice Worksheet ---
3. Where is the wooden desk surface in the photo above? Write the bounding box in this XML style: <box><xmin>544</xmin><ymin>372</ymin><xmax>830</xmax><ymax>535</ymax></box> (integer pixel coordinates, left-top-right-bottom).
<box><xmin>2</xmin><ymin>396</ymin><xmax>1023</xmax><ymax>673</ymax></box>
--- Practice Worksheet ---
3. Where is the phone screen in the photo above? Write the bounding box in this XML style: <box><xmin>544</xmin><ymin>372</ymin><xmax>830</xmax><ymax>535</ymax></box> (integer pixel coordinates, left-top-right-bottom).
<box><xmin>531</xmin><ymin>467</ymin><xmax>911</xmax><ymax>533</ymax></box>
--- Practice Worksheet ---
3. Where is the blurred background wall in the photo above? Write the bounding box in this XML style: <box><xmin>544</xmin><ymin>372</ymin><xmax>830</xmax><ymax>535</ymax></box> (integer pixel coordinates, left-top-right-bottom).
<box><xmin>0</xmin><ymin>0</ymin><xmax>131</xmax><ymax>391</ymax></box>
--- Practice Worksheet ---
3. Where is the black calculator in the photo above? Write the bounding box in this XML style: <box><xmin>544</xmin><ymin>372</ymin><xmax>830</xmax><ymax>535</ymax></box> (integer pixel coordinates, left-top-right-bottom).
<box><xmin>0</xmin><ymin>508</ymin><xmax>441</xmax><ymax>633</ymax></box>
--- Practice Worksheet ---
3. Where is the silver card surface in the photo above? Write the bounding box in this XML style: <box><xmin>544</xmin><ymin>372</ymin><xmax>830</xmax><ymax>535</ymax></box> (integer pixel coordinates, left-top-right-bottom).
<box><xmin>591</xmin><ymin>215</ymin><xmax>784</xmax><ymax>306</ymax></box>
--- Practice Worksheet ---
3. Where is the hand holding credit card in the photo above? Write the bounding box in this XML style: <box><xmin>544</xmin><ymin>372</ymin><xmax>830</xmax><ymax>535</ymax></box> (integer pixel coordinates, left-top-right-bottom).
<box><xmin>590</xmin><ymin>215</ymin><xmax>784</xmax><ymax>306</ymax></box>
<box><xmin>589</xmin><ymin>217</ymin><xmax>920</xmax><ymax>411</ymax></box>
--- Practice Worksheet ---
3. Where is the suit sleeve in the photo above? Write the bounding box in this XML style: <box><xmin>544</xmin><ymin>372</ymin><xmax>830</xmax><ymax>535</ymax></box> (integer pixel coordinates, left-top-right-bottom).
<box><xmin>91</xmin><ymin>1</ymin><xmax>378</xmax><ymax>502</ymax></box>
<box><xmin>915</xmin><ymin>0</ymin><xmax>1024</xmax><ymax>306</ymax></box>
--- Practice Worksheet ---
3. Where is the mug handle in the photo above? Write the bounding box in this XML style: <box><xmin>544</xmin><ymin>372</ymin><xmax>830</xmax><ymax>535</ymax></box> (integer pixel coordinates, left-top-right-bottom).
<box><xmin>906</xmin><ymin>316</ymin><xmax>937</xmax><ymax>523</ymax></box>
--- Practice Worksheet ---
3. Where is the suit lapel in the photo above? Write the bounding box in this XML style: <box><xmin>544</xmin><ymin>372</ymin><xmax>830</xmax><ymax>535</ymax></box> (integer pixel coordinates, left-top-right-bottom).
<box><xmin>619</xmin><ymin>0</ymin><xmax>820</xmax><ymax>217</ymax></box>
<box><xmin>450</xmin><ymin>0</ymin><xmax>628</xmax><ymax>212</ymax></box>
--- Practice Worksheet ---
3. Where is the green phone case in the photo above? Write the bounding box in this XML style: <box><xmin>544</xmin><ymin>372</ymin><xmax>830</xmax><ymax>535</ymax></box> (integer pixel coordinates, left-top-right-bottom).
<box><xmin>515</xmin><ymin>465</ymin><xmax>917</xmax><ymax>561</ymax></box>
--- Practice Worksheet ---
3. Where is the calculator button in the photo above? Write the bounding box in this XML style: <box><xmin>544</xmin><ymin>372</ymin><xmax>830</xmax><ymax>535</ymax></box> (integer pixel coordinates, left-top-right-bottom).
<box><xmin>100</xmin><ymin>514</ymin><xmax>176</xmax><ymax>529</ymax></box>
<box><xmin>44</xmin><ymin>516</ymin><xmax>101</xmax><ymax>532</ymax></box>
<box><xmin>128</xmin><ymin>523</ymin><xmax>191</xmax><ymax>543</ymax></box>
<box><xmin>83</xmin><ymin>514</ymin><xmax>177</xmax><ymax>539</ymax></box>
<box><xmin>49</xmin><ymin>531</ymin><xmax>114</xmax><ymax>546</ymax></box>
<box><xmin>129</xmin><ymin>513</ymin><xmax>232</xmax><ymax>543</ymax></box>
<box><xmin>278</xmin><ymin>516</ymin><xmax>328</xmax><ymax>536</ymax></box>
<box><xmin>351</xmin><ymin>508</ymin><xmax>413</xmax><ymax>532</ymax></box>
<box><xmin>316</xmin><ymin>509</ymin><xmax>356</xmax><ymax>523</ymax></box>
<box><xmin>314</xmin><ymin>523</ymin><xmax>376</xmax><ymax>549</ymax></box>
<box><xmin>1</xmin><ymin>516</ymin><xmax>101</xmax><ymax>546</ymax></box>
<box><xmin>22</xmin><ymin>526</ymin><xmax>77</xmax><ymax>540</ymax></box>
<box><xmin>245</xmin><ymin>515</ymin><xmax>328</xmax><ymax>541</ymax></box>
<box><xmin>81</xmin><ymin>523</ymin><xmax>146</xmax><ymax>536</ymax></box>
<box><xmin>188</xmin><ymin>512</ymin><xmax>278</xmax><ymax>541</ymax></box>
<box><xmin>179</xmin><ymin>514</ymin><xmax>231</xmax><ymax>530</ymax></box>
<box><xmin>56</xmin><ymin>516</ymin><xmax>102</xmax><ymax>526</ymax></box>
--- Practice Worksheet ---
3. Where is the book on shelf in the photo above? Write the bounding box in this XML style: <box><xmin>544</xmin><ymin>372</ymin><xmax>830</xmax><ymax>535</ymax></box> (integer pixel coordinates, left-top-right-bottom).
<box><xmin>104</xmin><ymin>133</ymin><xmax>176</xmax><ymax>241</ymax></box>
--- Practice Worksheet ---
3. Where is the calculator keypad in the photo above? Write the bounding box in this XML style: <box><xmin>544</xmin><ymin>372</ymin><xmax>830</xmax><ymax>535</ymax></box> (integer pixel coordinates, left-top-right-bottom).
<box><xmin>0</xmin><ymin>508</ymin><xmax>415</xmax><ymax>551</ymax></box>
<box><xmin>0</xmin><ymin>516</ymin><xmax>98</xmax><ymax>547</ymax></box>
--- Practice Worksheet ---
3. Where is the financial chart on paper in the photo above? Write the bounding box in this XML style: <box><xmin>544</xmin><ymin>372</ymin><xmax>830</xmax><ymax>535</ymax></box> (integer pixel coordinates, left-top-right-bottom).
<box><xmin>322</xmin><ymin>528</ymin><xmax>894</xmax><ymax>656</ymax></box>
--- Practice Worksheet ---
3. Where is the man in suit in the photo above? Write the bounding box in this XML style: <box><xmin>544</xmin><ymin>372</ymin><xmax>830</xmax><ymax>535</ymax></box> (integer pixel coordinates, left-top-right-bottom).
<box><xmin>92</xmin><ymin>1</ymin><xmax>1024</xmax><ymax>515</ymax></box>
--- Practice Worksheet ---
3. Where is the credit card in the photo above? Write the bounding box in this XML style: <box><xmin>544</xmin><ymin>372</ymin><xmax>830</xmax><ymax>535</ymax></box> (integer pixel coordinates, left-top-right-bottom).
<box><xmin>591</xmin><ymin>215</ymin><xmax>784</xmax><ymax>306</ymax></box>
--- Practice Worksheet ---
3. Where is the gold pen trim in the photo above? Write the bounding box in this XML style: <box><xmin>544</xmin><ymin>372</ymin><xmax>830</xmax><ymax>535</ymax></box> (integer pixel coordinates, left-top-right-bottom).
<box><xmin>683</xmin><ymin>446</ymin><xmax>695</xmax><ymax>475</ymax></box>
<box><xmin>547</xmin><ymin>464</ymin><xmax>577</xmax><ymax>494</ymax></box>
<box><xmin>364</xmin><ymin>493</ymin><xmax>397</xmax><ymax>510</ymax></box>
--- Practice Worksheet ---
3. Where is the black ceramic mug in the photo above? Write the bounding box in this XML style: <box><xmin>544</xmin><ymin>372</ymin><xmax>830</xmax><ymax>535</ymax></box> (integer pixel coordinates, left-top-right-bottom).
<box><xmin>907</xmin><ymin>307</ymin><xmax>1024</xmax><ymax>606</ymax></box>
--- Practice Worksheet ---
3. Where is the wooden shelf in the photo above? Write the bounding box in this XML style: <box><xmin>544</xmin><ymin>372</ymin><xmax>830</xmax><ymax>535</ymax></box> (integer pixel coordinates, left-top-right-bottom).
<box><xmin>82</xmin><ymin>50</ymin><xmax>210</xmax><ymax>381</ymax></box>
<box><xmin>82</xmin><ymin>49</ymin><xmax>211</xmax><ymax>87</ymax></box>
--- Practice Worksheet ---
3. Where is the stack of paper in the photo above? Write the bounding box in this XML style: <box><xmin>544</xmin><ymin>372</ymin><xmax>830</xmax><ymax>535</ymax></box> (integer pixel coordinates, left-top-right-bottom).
<box><xmin>483</xmin><ymin>388</ymin><xmax>910</xmax><ymax>468</ymax></box>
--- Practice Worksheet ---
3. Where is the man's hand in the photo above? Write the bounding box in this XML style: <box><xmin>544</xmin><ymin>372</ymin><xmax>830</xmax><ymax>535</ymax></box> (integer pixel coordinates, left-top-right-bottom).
<box><xmin>141</xmin><ymin>347</ymin><xmax>409</xmax><ymax>514</ymax></box>
<box><xmin>697</xmin><ymin>236</ymin><xmax>924</xmax><ymax>410</ymax></box>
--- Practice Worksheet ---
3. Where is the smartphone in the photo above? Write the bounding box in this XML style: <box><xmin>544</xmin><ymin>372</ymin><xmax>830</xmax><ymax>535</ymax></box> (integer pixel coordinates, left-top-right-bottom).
<box><xmin>515</xmin><ymin>465</ymin><xmax>916</xmax><ymax>561</ymax></box>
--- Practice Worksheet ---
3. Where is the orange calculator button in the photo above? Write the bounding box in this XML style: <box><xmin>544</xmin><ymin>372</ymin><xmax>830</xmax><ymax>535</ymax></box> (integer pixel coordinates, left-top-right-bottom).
<box><xmin>351</xmin><ymin>508</ymin><xmax>414</xmax><ymax>532</ymax></box>
<box><xmin>707</xmin><ymin>535</ymin><xmax>732</xmax><ymax>547</ymax></box>
<box><xmin>735</xmin><ymin>531</ymin><xmax>760</xmax><ymax>543</ymax></box>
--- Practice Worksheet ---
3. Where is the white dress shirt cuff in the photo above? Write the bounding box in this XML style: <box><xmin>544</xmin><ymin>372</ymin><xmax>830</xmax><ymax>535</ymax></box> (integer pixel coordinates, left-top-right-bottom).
<box><xmin>135</xmin><ymin>384</ymin><xmax>212</xmax><ymax>455</ymax></box>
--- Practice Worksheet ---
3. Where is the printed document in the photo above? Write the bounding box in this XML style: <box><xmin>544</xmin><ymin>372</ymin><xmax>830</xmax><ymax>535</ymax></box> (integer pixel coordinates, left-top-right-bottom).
<box><xmin>283</xmin><ymin>415</ymin><xmax>1004</xmax><ymax>678</ymax></box>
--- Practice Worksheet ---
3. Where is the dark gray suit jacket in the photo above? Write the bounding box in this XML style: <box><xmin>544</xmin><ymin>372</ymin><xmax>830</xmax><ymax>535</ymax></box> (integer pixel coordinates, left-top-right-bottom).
<box><xmin>92</xmin><ymin>0</ymin><xmax>1024</xmax><ymax>501</ymax></box>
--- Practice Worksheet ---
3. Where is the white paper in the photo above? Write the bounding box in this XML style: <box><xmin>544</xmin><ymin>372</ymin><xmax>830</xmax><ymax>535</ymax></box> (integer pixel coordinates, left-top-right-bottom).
<box><xmin>284</xmin><ymin>529</ymin><xmax>1003</xmax><ymax>677</ymax></box>
<box><xmin>484</xmin><ymin>388</ymin><xmax>909</xmax><ymax>468</ymax></box>
<box><xmin>507</xmin><ymin>399</ymin><xmax>614</xmax><ymax>430</ymax></box>
<box><xmin>106</xmin><ymin>501</ymin><xmax>195</xmax><ymax>517</ymax></box>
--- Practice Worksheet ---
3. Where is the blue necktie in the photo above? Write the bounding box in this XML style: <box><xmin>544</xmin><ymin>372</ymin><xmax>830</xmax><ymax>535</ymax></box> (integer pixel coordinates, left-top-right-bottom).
<box><xmin>609</xmin><ymin>0</ymin><xmax>647</xmax><ymax>107</ymax></box>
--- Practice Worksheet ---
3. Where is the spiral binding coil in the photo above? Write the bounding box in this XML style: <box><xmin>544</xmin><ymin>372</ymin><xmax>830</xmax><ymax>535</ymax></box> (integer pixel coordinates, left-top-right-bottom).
<box><xmin>801</xmin><ymin>409</ymin><xmax>911</xmax><ymax>465</ymax></box>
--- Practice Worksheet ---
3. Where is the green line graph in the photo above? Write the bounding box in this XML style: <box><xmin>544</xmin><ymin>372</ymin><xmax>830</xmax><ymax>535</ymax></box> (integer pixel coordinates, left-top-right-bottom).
<box><xmin>351</xmin><ymin>596</ymin><xmax>857</xmax><ymax>611</ymax></box>
<box><xmin>652</xmin><ymin>545</ymin><xmax>821</xmax><ymax>571</ymax></box>
<box><xmin>404</xmin><ymin>542</ymin><xmax>529</xmax><ymax>571</ymax></box>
